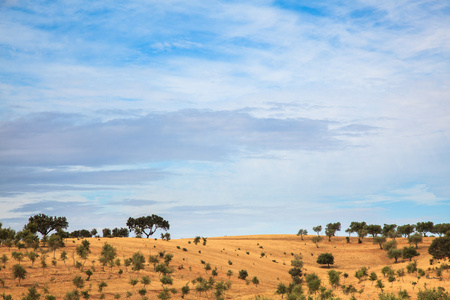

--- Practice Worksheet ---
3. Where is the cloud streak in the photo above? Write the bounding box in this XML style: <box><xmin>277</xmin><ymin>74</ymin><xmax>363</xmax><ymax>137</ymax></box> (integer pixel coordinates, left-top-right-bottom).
<box><xmin>1</xmin><ymin>110</ymin><xmax>374</xmax><ymax>168</ymax></box>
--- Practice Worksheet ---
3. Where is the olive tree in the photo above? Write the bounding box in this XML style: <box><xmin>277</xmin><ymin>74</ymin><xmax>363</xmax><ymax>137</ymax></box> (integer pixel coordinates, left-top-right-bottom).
<box><xmin>13</xmin><ymin>264</ymin><xmax>27</xmax><ymax>286</ymax></box>
<box><xmin>347</xmin><ymin>221</ymin><xmax>367</xmax><ymax>242</ymax></box>
<box><xmin>328</xmin><ymin>270</ymin><xmax>341</xmax><ymax>288</ymax></box>
<box><xmin>408</xmin><ymin>233</ymin><xmax>423</xmax><ymax>249</ymax></box>
<box><xmin>126</xmin><ymin>215</ymin><xmax>170</xmax><ymax>238</ymax></box>
<box><xmin>25</xmin><ymin>214</ymin><xmax>68</xmax><ymax>237</ymax></box>
<box><xmin>403</xmin><ymin>246</ymin><xmax>420</xmax><ymax>261</ymax></box>
<box><xmin>397</xmin><ymin>224</ymin><xmax>416</xmax><ymax>238</ymax></box>
<box><xmin>325</xmin><ymin>222</ymin><xmax>341</xmax><ymax>241</ymax></box>
<box><xmin>387</xmin><ymin>248</ymin><xmax>402</xmax><ymax>263</ymax></box>
<box><xmin>373</xmin><ymin>236</ymin><xmax>386</xmax><ymax>249</ymax></box>
<box><xmin>76</xmin><ymin>240</ymin><xmax>91</xmax><ymax>269</ymax></box>
<box><xmin>428</xmin><ymin>236</ymin><xmax>450</xmax><ymax>260</ymax></box>
<box><xmin>416</xmin><ymin>221</ymin><xmax>434</xmax><ymax>237</ymax></box>
<box><xmin>297</xmin><ymin>229</ymin><xmax>308</xmax><ymax>240</ymax></box>
<box><xmin>432</xmin><ymin>223</ymin><xmax>450</xmax><ymax>237</ymax></box>
<box><xmin>311</xmin><ymin>236</ymin><xmax>323</xmax><ymax>248</ymax></box>
<box><xmin>48</xmin><ymin>234</ymin><xmax>65</xmax><ymax>258</ymax></box>
<box><xmin>312</xmin><ymin>225</ymin><xmax>322</xmax><ymax>236</ymax></box>
<box><xmin>306</xmin><ymin>273</ymin><xmax>321</xmax><ymax>294</ymax></box>
<box><xmin>99</xmin><ymin>242</ymin><xmax>117</xmax><ymax>271</ymax></box>
<box><xmin>317</xmin><ymin>253</ymin><xmax>334</xmax><ymax>267</ymax></box>
<box><xmin>382</xmin><ymin>224</ymin><xmax>398</xmax><ymax>239</ymax></box>
<box><xmin>366</xmin><ymin>224</ymin><xmax>382</xmax><ymax>237</ymax></box>
<box><xmin>131</xmin><ymin>252</ymin><xmax>146</xmax><ymax>272</ymax></box>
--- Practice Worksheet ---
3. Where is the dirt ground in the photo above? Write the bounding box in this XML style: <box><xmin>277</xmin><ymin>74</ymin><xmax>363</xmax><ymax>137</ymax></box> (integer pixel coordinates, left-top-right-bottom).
<box><xmin>0</xmin><ymin>235</ymin><xmax>448</xmax><ymax>299</ymax></box>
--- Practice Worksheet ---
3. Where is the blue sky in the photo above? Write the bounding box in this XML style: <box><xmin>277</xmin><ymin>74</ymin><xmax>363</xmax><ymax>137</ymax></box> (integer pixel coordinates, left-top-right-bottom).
<box><xmin>1</xmin><ymin>0</ymin><xmax>449</xmax><ymax>238</ymax></box>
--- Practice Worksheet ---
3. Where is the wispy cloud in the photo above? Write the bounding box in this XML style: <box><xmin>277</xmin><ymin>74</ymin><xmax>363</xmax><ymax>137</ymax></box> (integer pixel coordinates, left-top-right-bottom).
<box><xmin>1</xmin><ymin>110</ymin><xmax>374</xmax><ymax>168</ymax></box>
<box><xmin>360</xmin><ymin>184</ymin><xmax>446</xmax><ymax>206</ymax></box>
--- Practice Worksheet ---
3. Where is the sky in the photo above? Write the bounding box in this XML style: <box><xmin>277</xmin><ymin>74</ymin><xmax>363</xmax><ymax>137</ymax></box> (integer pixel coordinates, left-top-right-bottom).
<box><xmin>1</xmin><ymin>0</ymin><xmax>449</xmax><ymax>238</ymax></box>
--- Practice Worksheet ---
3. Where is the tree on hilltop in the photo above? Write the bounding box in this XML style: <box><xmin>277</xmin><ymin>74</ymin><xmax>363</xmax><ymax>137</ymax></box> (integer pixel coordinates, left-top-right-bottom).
<box><xmin>25</xmin><ymin>214</ymin><xmax>68</xmax><ymax>237</ymax></box>
<box><xmin>325</xmin><ymin>222</ymin><xmax>341</xmax><ymax>241</ymax></box>
<box><xmin>397</xmin><ymin>224</ymin><xmax>415</xmax><ymax>238</ymax></box>
<box><xmin>382</xmin><ymin>224</ymin><xmax>398</xmax><ymax>238</ymax></box>
<box><xmin>313</xmin><ymin>225</ymin><xmax>322</xmax><ymax>236</ymax></box>
<box><xmin>367</xmin><ymin>224</ymin><xmax>382</xmax><ymax>237</ymax></box>
<box><xmin>347</xmin><ymin>221</ymin><xmax>367</xmax><ymax>242</ymax></box>
<box><xmin>432</xmin><ymin>223</ymin><xmax>450</xmax><ymax>237</ymax></box>
<box><xmin>416</xmin><ymin>221</ymin><xmax>434</xmax><ymax>237</ymax></box>
<box><xmin>297</xmin><ymin>229</ymin><xmax>308</xmax><ymax>240</ymax></box>
<box><xmin>126</xmin><ymin>215</ymin><xmax>170</xmax><ymax>238</ymax></box>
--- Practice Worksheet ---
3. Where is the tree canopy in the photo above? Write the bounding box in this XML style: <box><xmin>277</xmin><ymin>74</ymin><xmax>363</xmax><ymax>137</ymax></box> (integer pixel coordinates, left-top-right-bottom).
<box><xmin>432</xmin><ymin>223</ymin><xmax>450</xmax><ymax>237</ymax></box>
<box><xmin>126</xmin><ymin>215</ymin><xmax>170</xmax><ymax>238</ymax></box>
<box><xmin>366</xmin><ymin>224</ymin><xmax>382</xmax><ymax>237</ymax></box>
<box><xmin>25</xmin><ymin>214</ymin><xmax>68</xmax><ymax>237</ymax></box>
<box><xmin>416</xmin><ymin>221</ymin><xmax>434</xmax><ymax>237</ymax></box>
<box><xmin>325</xmin><ymin>222</ymin><xmax>341</xmax><ymax>241</ymax></box>
<box><xmin>317</xmin><ymin>252</ymin><xmax>334</xmax><ymax>267</ymax></box>
<box><xmin>313</xmin><ymin>225</ymin><xmax>322</xmax><ymax>236</ymax></box>
<box><xmin>428</xmin><ymin>236</ymin><xmax>450</xmax><ymax>260</ymax></box>
<box><xmin>297</xmin><ymin>229</ymin><xmax>308</xmax><ymax>240</ymax></box>
<box><xmin>397</xmin><ymin>224</ymin><xmax>415</xmax><ymax>238</ymax></box>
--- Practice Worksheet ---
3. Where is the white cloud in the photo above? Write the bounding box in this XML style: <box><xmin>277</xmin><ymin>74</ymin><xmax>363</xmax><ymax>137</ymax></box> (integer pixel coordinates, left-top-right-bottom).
<box><xmin>359</xmin><ymin>184</ymin><xmax>445</xmax><ymax>206</ymax></box>
<box><xmin>1</xmin><ymin>0</ymin><xmax>449</xmax><ymax>236</ymax></box>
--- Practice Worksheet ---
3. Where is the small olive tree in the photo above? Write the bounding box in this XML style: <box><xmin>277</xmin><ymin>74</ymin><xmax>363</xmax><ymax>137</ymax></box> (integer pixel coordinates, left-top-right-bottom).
<box><xmin>317</xmin><ymin>253</ymin><xmax>334</xmax><ymax>267</ymax></box>
<box><xmin>13</xmin><ymin>264</ymin><xmax>27</xmax><ymax>286</ymax></box>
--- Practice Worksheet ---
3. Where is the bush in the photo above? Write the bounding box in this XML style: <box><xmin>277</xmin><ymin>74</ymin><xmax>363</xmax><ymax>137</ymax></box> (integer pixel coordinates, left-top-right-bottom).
<box><xmin>160</xmin><ymin>276</ymin><xmax>173</xmax><ymax>285</ymax></box>
<box><xmin>23</xmin><ymin>284</ymin><xmax>41</xmax><ymax>300</ymax></box>
<box><xmin>64</xmin><ymin>290</ymin><xmax>80</xmax><ymax>300</ymax></box>
<box><xmin>72</xmin><ymin>276</ymin><xmax>85</xmax><ymax>289</ymax></box>
<box><xmin>342</xmin><ymin>284</ymin><xmax>357</xmax><ymax>295</ymax></box>
<box><xmin>252</xmin><ymin>276</ymin><xmax>260</xmax><ymax>286</ymax></box>
<box><xmin>406</xmin><ymin>261</ymin><xmax>418</xmax><ymax>274</ymax></box>
<box><xmin>328</xmin><ymin>270</ymin><xmax>341</xmax><ymax>288</ymax></box>
<box><xmin>238</xmin><ymin>269</ymin><xmax>248</xmax><ymax>280</ymax></box>
<box><xmin>306</xmin><ymin>273</ymin><xmax>321</xmax><ymax>294</ymax></box>
<box><xmin>355</xmin><ymin>266</ymin><xmax>368</xmax><ymax>282</ymax></box>
<box><xmin>381</xmin><ymin>266</ymin><xmax>394</xmax><ymax>277</ymax></box>
<box><xmin>417</xmin><ymin>287</ymin><xmax>449</xmax><ymax>300</ymax></box>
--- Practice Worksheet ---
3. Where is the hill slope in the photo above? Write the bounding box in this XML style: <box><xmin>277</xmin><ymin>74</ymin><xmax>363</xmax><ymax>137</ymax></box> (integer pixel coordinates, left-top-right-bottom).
<box><xmin>0</xmin><ymin>235</ymin><xmax>447</xmax><ymax>299</ymax></box>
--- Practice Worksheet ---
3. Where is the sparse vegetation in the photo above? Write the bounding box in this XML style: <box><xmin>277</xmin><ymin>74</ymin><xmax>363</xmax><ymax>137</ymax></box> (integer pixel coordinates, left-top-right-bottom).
<box><xmin>0</xmin><ymin>219</ymin><xmax>446</xmax><ymax>299</ymax></box>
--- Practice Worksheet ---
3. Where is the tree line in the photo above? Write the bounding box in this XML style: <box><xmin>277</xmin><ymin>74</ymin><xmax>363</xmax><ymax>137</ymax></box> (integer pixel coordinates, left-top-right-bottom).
<box><xmin>0</xmin><ymin>213</ymin><xmax>170</xmax><ymax>249</ymax></box>
<box><xmin>298</xmin><ymin>221</ymin><xmax>450</xmax><ymax>242</ymax></box>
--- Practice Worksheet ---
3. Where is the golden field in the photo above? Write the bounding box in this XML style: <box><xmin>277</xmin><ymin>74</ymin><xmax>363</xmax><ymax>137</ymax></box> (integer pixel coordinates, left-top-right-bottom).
<box><xmin>0</xmin><ymin>235</ymin><xmax>448</xmax><ymax>299</ymax></box>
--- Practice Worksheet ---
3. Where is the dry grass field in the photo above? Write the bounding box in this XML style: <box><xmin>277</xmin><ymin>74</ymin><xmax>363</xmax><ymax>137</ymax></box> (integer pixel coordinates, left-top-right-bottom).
<box><xmin>0</xmin><ymin>235</ymin><xmax>448</xmax><ymax>299</ymax></box>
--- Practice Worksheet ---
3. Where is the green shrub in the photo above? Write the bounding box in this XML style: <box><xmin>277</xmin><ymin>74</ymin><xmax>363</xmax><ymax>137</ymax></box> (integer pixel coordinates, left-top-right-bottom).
<box><xmin>238</xmin><ymin>269</ymin><xmax>248</xmax><ymax>280</ymax></box>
